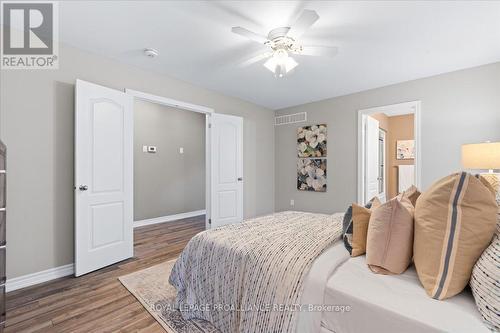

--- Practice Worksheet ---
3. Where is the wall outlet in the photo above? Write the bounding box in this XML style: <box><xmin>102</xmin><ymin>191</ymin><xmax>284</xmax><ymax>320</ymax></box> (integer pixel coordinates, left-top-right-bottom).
<box><xmin>290</xmin><ymin>199</ymin><xmax>295</xmax><ymax>206</ymax></box>
<box><xmin>179</xmin><ymin>147</ymin><xmax>184</xmax><ymax>154</ymax></box>
<box><xmin>147</xmin><ymin>146</ymin><xmax>157</xmax><ymax>153</ymax></box>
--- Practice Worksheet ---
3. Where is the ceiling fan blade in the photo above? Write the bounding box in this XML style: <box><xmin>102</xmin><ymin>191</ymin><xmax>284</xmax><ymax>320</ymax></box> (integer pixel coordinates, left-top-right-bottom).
<box><xmin>287</xmin><ymin>9</ymin><xmax>320</xmax><ymax>39</ymax></box>
<box><xmin>231</xmin><ymin>27</ymin><xmax>269</xmax><ymax>44</ymax></box>
<box><xmin>297</xmin><ymin>46</ymin><xmax>338</xmax><ymax>57</ymax></box>
<box><xmin>239</xmin><ymin>52</ymin><xmax>273</xmax><ymax>67</ymax></box>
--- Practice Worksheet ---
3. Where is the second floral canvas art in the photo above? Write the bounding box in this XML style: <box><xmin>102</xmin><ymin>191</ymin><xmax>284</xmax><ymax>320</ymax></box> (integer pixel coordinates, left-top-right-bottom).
<box><xmin>297</xmin><ymin>159</ymin><xmax>327</xmax><ymax>192</ymax></box>
<box><xmin>297</xmin><ymin>124</ymin><xmax>327</xmax><ymax>192</ymax></box>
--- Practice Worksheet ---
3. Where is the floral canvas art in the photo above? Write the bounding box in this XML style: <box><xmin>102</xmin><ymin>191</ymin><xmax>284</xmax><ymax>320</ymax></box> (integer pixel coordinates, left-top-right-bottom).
<box><xmin>297</xmin><ymin>124</ymin><xmax>327</xmax><ymax>158</ymax></box>
<box><xmin>297</xmin><ymin>159</ymin><xmax>327</xmax><ymax>192</ymax></box>
<box><xmin>396</xmin><ymin>140</ymin><xmax>415</xmax><ymax>160</ymax></box>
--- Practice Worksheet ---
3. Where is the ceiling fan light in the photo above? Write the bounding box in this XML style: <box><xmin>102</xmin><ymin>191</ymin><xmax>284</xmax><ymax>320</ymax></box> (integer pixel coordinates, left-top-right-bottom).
<box><xmin>263</xmin><ymin>56</ymin><xmax>277</xmax><ymax>72</ymax></box>
<box><xmin>263</xmin><ymin>50</ymin><xmax>299</xmax><ymax>77</ymax></box>
<box><xmin>285</xmin><ymin>56</ymin><xmax>298</xmax><ymax>72</ymax></box>
<box><xmin>275</xmin><ymin>62</ymin><xmax>287</xmax><ymax>78</ymax></box>
<box><xmin>275</xmin><ymin>49</ymin><xmax>288</xmax><ymax>60</ymax></box>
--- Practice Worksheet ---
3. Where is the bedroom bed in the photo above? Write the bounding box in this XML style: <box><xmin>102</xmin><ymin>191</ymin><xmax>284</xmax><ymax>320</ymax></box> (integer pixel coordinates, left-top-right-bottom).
<box><xmin>301</xmin><ymin>243</ymin><xmax>489</xmax><ymax>333</ymax></box>
<box><xmin>169</xmin><ymin>211</ymin><xmax>489</xmax><ymax>333</ymax></box>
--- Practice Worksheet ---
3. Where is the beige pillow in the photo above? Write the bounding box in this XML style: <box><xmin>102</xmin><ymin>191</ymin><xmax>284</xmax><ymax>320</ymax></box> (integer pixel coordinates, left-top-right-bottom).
<box><xmin>414</xmin><ymin>172</ymin><xmax>497</xmax><ymax>300</ymax></box>
<box><xmin>399</xmin><ymin>185</ymin><xmax>421</xmax><ymax>207</ymax></box>
<box><xmin>366</xmin><ymin>196</ymin><xmax>414</xmax><ymax>274</ymax></box>
<box><xmin>351</xmin><ymin>198</ymin><xmax>381</xmax><ymax>257</ymax></box>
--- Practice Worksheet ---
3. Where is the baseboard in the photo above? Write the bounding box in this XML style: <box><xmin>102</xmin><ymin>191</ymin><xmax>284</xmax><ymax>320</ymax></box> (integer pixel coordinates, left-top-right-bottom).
<box><xmin>6</xmin><ymin>211</ymin><xmax>205</xmax><ymax>292</ymax></box>
<box><xmin>134</xmin><ymin>210</ymin><xmax>206</xmax><ymax>228</ymax></box>
<box><xmin>6</xmin><ymin>263</ymin><xmax>74</xmax><ymax>292</ymax></box>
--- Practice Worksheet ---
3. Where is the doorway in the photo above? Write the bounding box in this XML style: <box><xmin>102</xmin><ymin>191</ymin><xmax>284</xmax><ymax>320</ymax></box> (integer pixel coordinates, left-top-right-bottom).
<box><xmin>357</xmin><ymin>101</ymin><xmax>421</xmax><ymax>204</ymax></box>
<box><xmin>125</xmin><ymin>89</ymin><xmax>244</xmax><ymax>230</ymax></box>
<box><xmin>132</xmin><ymin>99</ymin><xmax>207</xmax><ymax>228</ymax></box>
<box><xmin>74</xmin><ymin>80</ymin><xmax>243</xmax><ymax>276</ymax></box>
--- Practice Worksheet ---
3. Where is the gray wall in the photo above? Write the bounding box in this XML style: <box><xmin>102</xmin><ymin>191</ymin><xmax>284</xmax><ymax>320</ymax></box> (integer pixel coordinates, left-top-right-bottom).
<box><xmin>134</xmin><ymin>100</ymin><xmax>205</xmax><ymax>221</ymax></box>
<box><xmin>0</xmin><ymin>43</ymin><xmax>275</xmax><ymax>279</ymax></box>
<box><xmin>275</xmin><ymin>62</ymin><xmax>500</xmax><ymax>213</ymax></box>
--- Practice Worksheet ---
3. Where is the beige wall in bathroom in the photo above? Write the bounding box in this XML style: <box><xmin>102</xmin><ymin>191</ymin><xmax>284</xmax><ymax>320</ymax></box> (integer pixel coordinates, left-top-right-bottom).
<box><xmin>387</xmin><ymin>114</ymin><xmax>415</xmax><ymax>199</ymax></box>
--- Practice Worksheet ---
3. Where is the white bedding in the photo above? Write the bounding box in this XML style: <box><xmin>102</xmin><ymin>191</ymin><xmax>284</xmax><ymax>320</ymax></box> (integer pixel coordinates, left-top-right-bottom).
<box><xmin>296</xmin><ymin>241</ymin><xmax>350</xmax><ymax>333</ymax></box>
<box><xmin>169</xmin><ymin>211</ymin><xmax>344</xmax><ymax>333</ymax></box>
<box><xmin>320</xmin><ymin>255</ymin><xmax>489</xmax><ymax>333</ymax></box>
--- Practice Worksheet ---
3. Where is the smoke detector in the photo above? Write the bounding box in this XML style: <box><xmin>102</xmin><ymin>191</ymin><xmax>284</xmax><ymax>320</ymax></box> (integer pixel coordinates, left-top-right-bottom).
<box><xmin>144</xmin><ymin>48</ymin><xmax>159</xmax><ymax>58</ymax></box>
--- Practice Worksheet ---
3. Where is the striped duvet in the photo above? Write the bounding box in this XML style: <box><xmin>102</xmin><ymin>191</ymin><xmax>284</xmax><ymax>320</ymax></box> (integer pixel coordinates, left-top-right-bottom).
<box><xmin>169</xmin><ymin>211</ymin><xmax>343</xmax><ymax>333</ymax></box>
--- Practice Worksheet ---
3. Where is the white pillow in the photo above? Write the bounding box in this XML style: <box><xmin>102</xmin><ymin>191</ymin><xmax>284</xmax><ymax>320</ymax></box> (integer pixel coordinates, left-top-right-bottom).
<box><xmin>470</xmin><ymin>215</ymin><xmax>500</xmax><ymax>331</ymax></box>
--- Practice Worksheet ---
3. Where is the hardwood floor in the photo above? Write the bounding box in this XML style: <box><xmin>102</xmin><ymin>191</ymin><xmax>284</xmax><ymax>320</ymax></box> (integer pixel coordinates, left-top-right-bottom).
<box><xmin>5</xmin><ymin>216</ymin><xmax>206</xmax><ymax>333</ymax></box>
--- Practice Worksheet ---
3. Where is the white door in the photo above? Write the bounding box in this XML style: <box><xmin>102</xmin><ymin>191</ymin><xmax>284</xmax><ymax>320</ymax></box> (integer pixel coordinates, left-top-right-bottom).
<box><xmin>74</xmin><ymin>80</ymin><xmax>133</xmax><ymax>277</ymax></box>
<box><xmin>210</xmin><ymin>113</ymin><xmax>243</xmax><ymax>228</ymax></box>
<box><xmin>365</xmin><ymin>115</ymin><xmax>380</xmax><ymax>203</ymax></box>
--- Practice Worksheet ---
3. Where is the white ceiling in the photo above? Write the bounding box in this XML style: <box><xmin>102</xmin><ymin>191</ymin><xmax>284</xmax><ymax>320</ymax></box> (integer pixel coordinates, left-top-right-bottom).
<box><xmin>60</xmin><ymin>1</ymin><xmax>500</xmax><ymax>110</ymax></box>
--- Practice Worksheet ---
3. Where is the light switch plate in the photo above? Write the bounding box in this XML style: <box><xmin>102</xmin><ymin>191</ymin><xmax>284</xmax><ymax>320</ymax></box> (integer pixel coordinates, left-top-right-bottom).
<box><xmin>179</xmin><ymin>147</ymin><xmax>184</xmax><ymax>154</ymax></box>
<box><xmin>142</xmin><ymin>145</ymin><xmax>148</xmax><ymax>153</ymax></box>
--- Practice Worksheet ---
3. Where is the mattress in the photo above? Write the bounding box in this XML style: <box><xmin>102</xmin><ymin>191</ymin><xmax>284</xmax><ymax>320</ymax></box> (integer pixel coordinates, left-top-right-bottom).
<box><xmin>321</xmin><ymin>255</ymin><xmax>489</xmax><ymax>333</ymax></box>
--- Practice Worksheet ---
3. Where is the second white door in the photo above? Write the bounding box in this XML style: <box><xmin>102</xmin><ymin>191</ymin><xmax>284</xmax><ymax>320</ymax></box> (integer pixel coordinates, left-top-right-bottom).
<box><xmin>365</xmin><ymin>115</ymin><xmax>380</xmax><ymax>203</ymax></box>
<box><xmin>210</xmin><ymin>113</ymin><xmax>243</xmax><ymax>228</ymax></box>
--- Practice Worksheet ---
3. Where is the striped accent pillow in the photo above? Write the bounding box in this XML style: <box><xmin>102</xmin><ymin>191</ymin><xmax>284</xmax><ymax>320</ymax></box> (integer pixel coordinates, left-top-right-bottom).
<box><xmin>470</xmin><ymin>212</ymin><xmax>500</xmax><ymax>331</ymax></box>
<box><xmin>342</xmin><ymin>197</ymin><xmax>380</xmax><ymax>255</ymax></box>
<box><xmin>414</xmin><ymin>172</ymin><xmax>497</xmax><ymax>300</ymax></box>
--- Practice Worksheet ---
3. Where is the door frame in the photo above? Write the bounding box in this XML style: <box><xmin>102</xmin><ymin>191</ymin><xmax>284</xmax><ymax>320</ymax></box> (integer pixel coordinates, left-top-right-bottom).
<box><xmin>357</xmin><ymin>101</ymin><xmax>421</xmax><ymax>204</ymax></box>
<box><xmin>378</xmin><ymin>128</ymin><xmax>387</xmax><ymax>203</ymax></box>
<box><xmin>125</xmin><ymin>89</ymin><xmax>214</xmax><ymax>230</ymax></box>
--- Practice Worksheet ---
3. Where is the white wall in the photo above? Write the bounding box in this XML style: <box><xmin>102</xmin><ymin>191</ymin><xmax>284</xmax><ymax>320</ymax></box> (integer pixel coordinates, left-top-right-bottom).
<box><xmin>0</xmin><ymin>43</ymin><xmax>275</xmax><ymax>279</ymax></box>
<box><xmin>275</xmin><ymin>62</ymin><xmax>500</xmax><ymax>213</ymax></box>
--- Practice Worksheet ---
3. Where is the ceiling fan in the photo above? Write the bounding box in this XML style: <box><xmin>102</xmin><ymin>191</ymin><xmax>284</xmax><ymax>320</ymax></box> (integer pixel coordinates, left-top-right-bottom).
<box><xmin>231</xmin><ymin>9</ymin><xmax>338</xmax><ymax>78</ymax></box>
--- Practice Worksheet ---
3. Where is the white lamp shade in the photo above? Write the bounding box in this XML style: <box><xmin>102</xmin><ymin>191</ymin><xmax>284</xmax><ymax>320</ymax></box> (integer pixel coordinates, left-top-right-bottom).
<box><xmin>263</xmin><ymin>50</ymin><xmax>298</xmax><ymax>77</ymax></box>
<box><xmin>462</xmin><ymin>142</ymin><xmax>500</xmax><ymax>170</ymax></box>
<box><xmin>263</xmin><ymin>56</ymin><xmax>278</xmax><ymax>72</ymax></box>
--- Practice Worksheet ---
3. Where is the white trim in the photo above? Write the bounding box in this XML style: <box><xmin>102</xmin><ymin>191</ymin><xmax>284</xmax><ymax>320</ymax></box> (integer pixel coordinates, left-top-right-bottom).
<box><xmin>6</xmin><ymin>263</ymin><xmax>74</xmax><ymax>292</ymax></box>
<box><xmin>379</xmin><ymin>129</ymin><xmax>387</xmax><ymax>202</ymax></box>
<box><xmin>360</xmin><ymin>101</ymin><xmax>418</xmax><ymax>117</ymax></box>
<box><xmin>357</xmin><ymin>101</ymin><xmax>422</xmax><ymax>204</ymax></box>
<box><xmin>134</xmin><ymin>210</ymin><xmax>206</xmax><ymax>228</ymax></box>
<box><xmin>205</xmin><ymin>115</ymin><xmax>211</xmax><ymax>230</ymax></box>
<box><xmin>414</xmin><ymin>103</ymin><xmax>422</xmax><ymax>191</ymax></box>
<box><xmin>125</xmin><ymin>89</ymin><xmax>214</xmax><ymax>114</ymax></box>
<box><xmin>127</xmin><ymin>88</ymin><xmax>213</xmax><ymax>230</ymax></box>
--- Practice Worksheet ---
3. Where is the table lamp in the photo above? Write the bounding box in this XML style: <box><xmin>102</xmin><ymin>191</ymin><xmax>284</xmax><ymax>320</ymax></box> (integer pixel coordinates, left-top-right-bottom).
<box><xmin>462</xmin><ymin>141</ymin><xmax>500</xmax><ymax>204</ymax></box>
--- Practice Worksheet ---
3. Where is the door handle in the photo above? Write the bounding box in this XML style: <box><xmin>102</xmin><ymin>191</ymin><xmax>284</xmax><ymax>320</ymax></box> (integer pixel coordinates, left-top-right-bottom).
<box><xmin>237</xmin><ymin>177</ymin><xmax>243</xmax><ymax>181</ymax></box>
<box><xmin>79</xmin><ymin>185</ymin><xmax>88</xmax><ymax>191</ymax></box>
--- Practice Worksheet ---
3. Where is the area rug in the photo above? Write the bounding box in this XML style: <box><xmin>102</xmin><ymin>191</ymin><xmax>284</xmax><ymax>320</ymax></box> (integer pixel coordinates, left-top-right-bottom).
<box><xmin>119</xmin><ymin>259</ymin><xmax>219</xmax><ymax>333</ymax></box>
